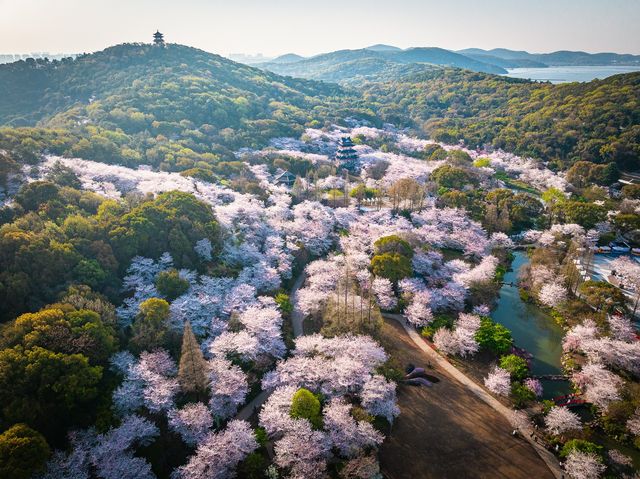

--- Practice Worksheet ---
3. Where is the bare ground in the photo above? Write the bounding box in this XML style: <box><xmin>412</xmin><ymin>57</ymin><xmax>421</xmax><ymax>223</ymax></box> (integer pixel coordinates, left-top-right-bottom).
<box><xmin>378</xmin><ymin>319</ymin><xmax>555</xmax><ymax>479</ymax></box>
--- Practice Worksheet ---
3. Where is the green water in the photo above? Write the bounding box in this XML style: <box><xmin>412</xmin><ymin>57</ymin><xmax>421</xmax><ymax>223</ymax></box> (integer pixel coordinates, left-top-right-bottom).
<box><xmin>491</xmin><ymin>251</ymin><xmax>570</xmax><ymax>398</ymax></box>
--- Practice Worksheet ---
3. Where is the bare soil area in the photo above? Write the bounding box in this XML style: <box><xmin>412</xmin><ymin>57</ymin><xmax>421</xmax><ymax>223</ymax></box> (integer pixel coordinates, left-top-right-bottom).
<box><xmin>378</xmin><ymin>319</ymin><xmax>555</xmax><ymax>479</ymax></box>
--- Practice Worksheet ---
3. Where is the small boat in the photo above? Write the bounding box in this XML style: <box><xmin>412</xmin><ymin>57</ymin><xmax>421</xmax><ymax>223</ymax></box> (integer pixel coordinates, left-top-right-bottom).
<box><xmin>632</xmin><ymin>248</ymin><xmax>640</xmax><ymax>256</ymax></box>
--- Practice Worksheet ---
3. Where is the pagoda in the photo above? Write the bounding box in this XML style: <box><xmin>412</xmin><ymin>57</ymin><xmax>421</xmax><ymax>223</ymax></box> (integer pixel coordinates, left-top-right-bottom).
<box><xmin>153</xmin><ymin>30</ymin><xmax>165</xmax><ymax>46</ymax></box>
<box><xmin>335</xmin><ymin>136</ymin><xmax>359</xmax><ymax>171</ymax></box>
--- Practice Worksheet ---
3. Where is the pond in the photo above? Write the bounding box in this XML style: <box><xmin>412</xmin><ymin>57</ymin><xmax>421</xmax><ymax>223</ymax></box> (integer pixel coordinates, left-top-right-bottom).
<box><xmin>491</xmin><ymin>251</ymin><xmax>571</xmax><ymax>399</ymax></box>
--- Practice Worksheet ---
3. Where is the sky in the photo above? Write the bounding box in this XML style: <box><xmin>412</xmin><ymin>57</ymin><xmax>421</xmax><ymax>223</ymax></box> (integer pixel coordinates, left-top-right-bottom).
<box><xmin>1</xmin><ymin>0</ymin><xmax>639</xmax><ymax>56</ymax></box>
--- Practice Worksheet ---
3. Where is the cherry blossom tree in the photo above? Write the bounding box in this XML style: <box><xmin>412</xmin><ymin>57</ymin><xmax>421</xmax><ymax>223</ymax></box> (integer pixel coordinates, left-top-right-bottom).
<box><xmin>273</xmin><ymin>420</ymin><xmax>332</xmax><ymax>479</ymax></box>
<box><xmin>433</xmin><ymin>313</ymin><xmax>480</xmax><ymax>357</ymax></box>
<box><xmin>544</xmin><ymin>407</ymin><xmax>582</xmax><ymax>436</ymax></box>
<box><xmin>484</xmin><ymin>366</ymin><xmax>511</xmax><ymax>396</ymax></box>
<box><xmin>626</xmin><ymin>408</ymin><xmax>640</xmax><ymax>436</ymax></box>
<box><xmin>360</xmin><ymin>375</ymin><xmax>400</xmax><ymax>423</ymax></box>
<box><xmin>168</xmin><ymin>403</ymin><xmax>213</xmax><ymax>446</ymax></box>
<box><xmin>208</xmin><ymin>358</ymin><xmax>248</xmax><ymax>420</ymax></box>
<box><xmin>404</xmin><ymin>290</ymin><xmax>433</xmax><ymax>327</ymax></box>
<box><xmin>112</xmin><ymin>349</ymin><xmax>179</xmax><ymax>415</ymax></box>
<box><xmin>323</xmin><ymin>398</ymin><xmax>383</xmax><ymax>457</ymax></box>
<box><xmin>607</xmin><ymin>314</ymin><xmax>636</xmax><ymax>342</ymax></box>
<box><xmin>564</xmin><ymin>450</ymin><xmax>605</xmax><ymax>479</ymax></box>
<box><xmin>610</xmin><ymin>256</ymin><xmax>640</xmax><ymax>314</ymax></box>
<box><xmin>454</xmin><ymin>255</ymin><xmax>498</xmax><ymax>287</ymax></box>
<box><xmin>562</xmin><ymin>320</ymin><xmax>598</xmax><ymax>352</ymax></box>
<box><xmin>523</xmin><ymin>378</ymin><xmax>543</xmax><ymax>398</ymax></box>
<box><xmin>41</xmin><ymin>415</ymin><xmax>159</xmax><ymax>479</ymax></box>
<box><xmin>194</xmin><ymin>238</ymin><xmax>213</xmax><ymax>261</ymax></box>
<box><xmin>538</xmin><ymin>282</ymin><xmax>568</xmax><ymax>308</ymax></box>
<box><xmin>572</xmin><ymin>362</ymin><xmax>623</xmax><ymax>411</ymax></box>
<box><xmin>372</xmin><ymin>277</ymin><xmax>397</xmax><ymax>311</ymax></box>
<box><xmin>172</xmin><ymin>420</ymin><xmax>258</xmax><ymax>479</ymax></box>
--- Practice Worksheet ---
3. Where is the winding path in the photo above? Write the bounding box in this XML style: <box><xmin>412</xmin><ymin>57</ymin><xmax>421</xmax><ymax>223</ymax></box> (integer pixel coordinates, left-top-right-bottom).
<box><xmin>382</xmin><ymin>312</ymin><xmax>562</xmax><ymax>479</ymax></box>
<box><xmin>234</xmin><ymin>268</ymin><xmax>307</xmax><ymax>421</ymax></box>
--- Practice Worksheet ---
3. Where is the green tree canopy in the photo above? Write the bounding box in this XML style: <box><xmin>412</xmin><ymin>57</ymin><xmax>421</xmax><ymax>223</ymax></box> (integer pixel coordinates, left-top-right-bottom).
<box><xmin>0</xmin><ymin>424</ymin><xmax>50</xmax><ymax>479</ymax></box>
<box><xmin>370</xmin><ymin>252</ymin><xmax>412</xmax><ymax>283</ymax></box>
<box><xmin>499</xmin><ymin>354</ymin><xmax>529</xmax><ymax>381</ymax></box>
<box><xmin>130</xmin><ymin>298</ymin><xmax>171</xmax><ymax>353</ymax></box>
<box><xmin>373</xmin><ymin>235</ymin><xmax>414</xmax><ymax>258</ymax></box>
<box><xmin>0</xmin><ymin>346</ymin><xmax>102</xmax><ymax>433</ymax></box>
<box><xmin>289</xmin><ymin>388</ymin><xmax>323</xmax><ymax>429</ymax></box>
<box><xmin>155</xmin><ymin>268</ymin><xmax>190</xmax><ymax>301</ymax></box>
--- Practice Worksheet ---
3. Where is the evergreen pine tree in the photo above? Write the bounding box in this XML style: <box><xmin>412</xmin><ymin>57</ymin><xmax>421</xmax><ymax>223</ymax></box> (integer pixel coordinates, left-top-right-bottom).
<box><xmin>178</xmin><ymin>321</ymin><xmax>208</xmax><ymax>395</ymax></box>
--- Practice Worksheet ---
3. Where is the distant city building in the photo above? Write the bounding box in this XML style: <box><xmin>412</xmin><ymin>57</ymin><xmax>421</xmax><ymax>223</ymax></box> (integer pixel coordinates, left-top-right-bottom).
<box><xmin>153</xmin><ymin>31</ymin><xmax>165</xmax><ymax>46</ymax></box>
<box><xmin>335</xmin><ymin>136</ymin><xmax>359</xmax><ymax>172</ymax></box>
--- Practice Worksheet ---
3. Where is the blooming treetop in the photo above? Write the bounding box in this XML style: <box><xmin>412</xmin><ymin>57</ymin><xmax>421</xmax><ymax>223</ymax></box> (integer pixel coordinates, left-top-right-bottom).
<box><xmin>172</xmin><ymin>420</ymin><xmax>258</xmax><ymax>479</ymax></box>
<box><xmin>544</xmin><ymin>407</ymin><xmax>582</xmax><ymax>436</ymax></box>
<box><xmin>484</xmin><ymin>366</ymin><xmax>511</xmax><ymax>396</ymax></box>
<box><xmin>168</xmin><ymin>402</ymin><xmax>213</xmax><ymax>446</ymax></box>
<box><xmin>564</xmin><ymin>450</ymin><xmax>605</xmax><ymax>479</ymax></box>
<box><xmin>433</xmin><ymin>313</ymin><xmax>481</xmax><ymax>358</ymax></box>
<box><xmin>40</xmin><ymin>414</ymin><xmax>159</xmax><ymax>479</ymax></box>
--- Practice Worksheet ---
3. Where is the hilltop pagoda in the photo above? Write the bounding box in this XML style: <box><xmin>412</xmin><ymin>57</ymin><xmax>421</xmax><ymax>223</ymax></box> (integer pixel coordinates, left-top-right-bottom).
<box><xmin>153</xmin><ymin>30</ymin><xmax>165</xmax><ymax>46</ymax></box>
<box><xmin>335</xmin><ymin>136</ymin><xmax>359</xmax><ymax>172</ymax></box>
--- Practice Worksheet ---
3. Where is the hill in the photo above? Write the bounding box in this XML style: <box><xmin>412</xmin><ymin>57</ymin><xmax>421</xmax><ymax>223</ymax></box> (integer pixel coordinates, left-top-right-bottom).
<box><xmin>0</xmin><ymin>43</ymin><xmax>357</xmax><ymax>169</ymax></box>
<box><xmin>361</xmin><ymin>69</ymin><xmax>640</xmax><ymax>170</ymax></box>
<box><xmin>458</xmin><ymin>48</ymin><xmax>640</xmax><ymax>66</ymax></box>
<box><xmin>0</xmin><ymin>42</ymin><xmax>638</xmax><ymax>174</ymax></box>
<box><xmin>365</xmin><ymin>44</ymin><xmax>402</xmax><ymax>52</ymax></box>
<box><xmin>257</xmin><ymin>47</ymin><xmax>506</xmax><ymax>82</ymax></box>
<box><xmin>270</xmin><ymin>53</ymin><xmax>306</xmax><ymax>64</ymax></box>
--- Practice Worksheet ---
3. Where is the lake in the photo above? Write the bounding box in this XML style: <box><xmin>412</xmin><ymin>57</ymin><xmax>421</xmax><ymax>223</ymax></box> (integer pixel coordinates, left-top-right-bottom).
<box><xmin>491</xmin><ymin>251</ymin><xmax>570</xmax><ymax>398</ymax></box>
<box><xmin>503</xmin><ymin>65</ymin><xmax>640</xmax><ymax>84</ymax></box>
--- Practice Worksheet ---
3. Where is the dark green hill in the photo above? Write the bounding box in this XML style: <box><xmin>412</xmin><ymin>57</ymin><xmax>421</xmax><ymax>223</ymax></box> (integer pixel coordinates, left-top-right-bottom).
<box><xmin>362</xmin><ymin>69</ymin><xmax>640</xmax><ymax>169</ymax></box>
<box><xmin>0</xmin><ymin>43</ymin><xmax>359</xmax><ymax>169</ymax></box>
<box><xmin>0</xmin><ymin>43</ymin><xmax>345</xmax><ymax>127</ymax></box>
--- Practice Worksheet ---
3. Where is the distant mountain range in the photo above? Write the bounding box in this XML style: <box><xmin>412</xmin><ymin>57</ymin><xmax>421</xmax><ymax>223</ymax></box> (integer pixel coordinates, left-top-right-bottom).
<box><xmin>457</xmin><ymin>48</ymin><xmax>640</xmax><ymax>67</ymax></box>
<box><xmin>251</xmin><ymin>45</ymin><xmax>640</xmax><ymax>83</ymax></box>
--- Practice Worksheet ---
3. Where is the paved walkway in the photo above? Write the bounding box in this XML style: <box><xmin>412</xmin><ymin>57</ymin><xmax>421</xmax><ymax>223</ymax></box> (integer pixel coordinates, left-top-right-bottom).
<box><xmin>382</xmin><ymin>313</ymin><xmax>563</xmax><ymax>479</ymax></box>
<box><xmin>233</xmin><ymin>268</ymin><xmax>307</xmax><ymax>420</ymax></box>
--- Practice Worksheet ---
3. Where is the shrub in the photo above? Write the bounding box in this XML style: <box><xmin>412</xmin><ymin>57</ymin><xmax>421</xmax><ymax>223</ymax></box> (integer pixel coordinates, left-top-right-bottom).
<box><xmin>475</xmin><ymin>317</ymin><xmax>512</xmax><ymax>354</ymax></box>
<box><xmin>290</xmin><ymin>388</ymin><xmax>323</xmax><ymax>429</ymax></box>
<box><xmin>511</xmin><ymin>382</ymin><xmax>535</xmax><ymax>408</ymax></box>
<box><xmin>499</xmin><ymin>354</ymin><xmax>529</xmax><ymax>381</ymax></box>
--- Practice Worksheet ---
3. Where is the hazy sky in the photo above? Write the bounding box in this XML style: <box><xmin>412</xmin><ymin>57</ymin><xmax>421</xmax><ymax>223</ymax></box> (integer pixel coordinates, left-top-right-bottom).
<box><xmin>1</xmin><ymin>0</ymin><xmax>639</xmax><ymax>56</ymax></box>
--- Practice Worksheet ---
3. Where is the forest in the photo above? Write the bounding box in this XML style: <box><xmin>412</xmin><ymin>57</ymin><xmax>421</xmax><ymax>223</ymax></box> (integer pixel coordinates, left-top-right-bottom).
<box><xmin>0</xmin><ymin>41</ymin><xmax>639</xmax><ymax>479</ymax></box>
<box><xmin>0</xmin><ymin>43</ymin><xmax>638</xmax><ymax>178</ymax></box>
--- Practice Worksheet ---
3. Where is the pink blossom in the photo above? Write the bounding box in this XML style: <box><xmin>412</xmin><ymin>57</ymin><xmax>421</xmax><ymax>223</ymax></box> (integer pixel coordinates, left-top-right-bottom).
<box><xmin>360</xmin><ymin>375</ymin><xmax>400</xmax><ymax>422</ymax></box>
<box><xmin>544</xmin><ymin>407</ymin><xmax>582</xmax><ymax>435</ymax></box>
<box><xmin>372</xmin><ymin>277</ymin><xmax>397</xmax><ymax>311</ymax></box>
<box><xmin>564</xmin><ymin>450</ymin><xmax>605</xmax><ymax>479</ymax></box>
<box><xmin>168</xmin><ymin>403</ymin><xmax>213</xmax><ymax>446</ymax></box>
<box><xmin>273</xmin><ymin>420</ymin><xmax>331</xmax><ymax>479</ymax></box>
<box><xmin>173</xmin><ymin>420</ymin><xmax>258</xmax><ymax>479</ymax></box>
<box><xmin>484</xmin><ymin>366</ymin><xmax>511</xmax><ymax>396</ymax></box>
<box><xmin>538</xmin><ymin>282</ymin><xmax>568</xmax><ymax>308</ymax></box>
<box><xmin>208</xmin><ymin>358</ymin><xmax>248</xmax><ymax>420</ymax></box>
<box><xmin>404</xmin><ymin>290</ymin><xmax>433</xmax><ymax>327</ymax></box>
<box><xmin>523</xmin><ymin>378</ymin><xmax>543</xmax><ymax>398</ymax></box>
<box><xmin>323</xmin><ymin>398</ymin><xmax>383</xmax><ymax>458</ymax></box>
